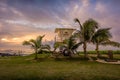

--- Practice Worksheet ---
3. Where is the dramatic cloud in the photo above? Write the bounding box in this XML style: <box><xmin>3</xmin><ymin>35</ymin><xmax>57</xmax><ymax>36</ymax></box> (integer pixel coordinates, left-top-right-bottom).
<box><xmin>0</xmin><ymin>0</ymin><xmax>120</xmax><ymax>51</ymax></box>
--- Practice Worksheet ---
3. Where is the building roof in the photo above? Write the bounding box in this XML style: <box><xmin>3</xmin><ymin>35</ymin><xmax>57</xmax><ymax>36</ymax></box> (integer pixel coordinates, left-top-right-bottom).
<box><xmin>55</xmin><ymin>28</ymin><xmax>76</xmax><ymax>33</ymax></box>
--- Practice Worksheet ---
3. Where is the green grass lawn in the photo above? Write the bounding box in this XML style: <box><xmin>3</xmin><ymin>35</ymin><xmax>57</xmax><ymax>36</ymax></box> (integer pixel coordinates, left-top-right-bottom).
<box><xmin>0</xmin><ymin>54</ymin><xmax>120</xmax><ymax>80</ymax></box>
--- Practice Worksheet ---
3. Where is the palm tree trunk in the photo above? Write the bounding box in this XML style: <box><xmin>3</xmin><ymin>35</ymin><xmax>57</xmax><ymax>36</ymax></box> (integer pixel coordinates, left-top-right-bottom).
<box><xmin>83</xmin><ymin>42</ymin><xmax>88</xmax><ymax>58</ymax></box>
<box><xmin>35</xmin><ymin>49</ymin><xmax>38</xmax><ymax>60</ymax></box>
<box><xmin>96</xmin><ymin>43</ymin><xmax>100</xmax><ymax>58</ymax></box>
<box><xmin>69</xmin><ymin>50</ymin><xmax>73</xmax><ymax>58</ymax></box>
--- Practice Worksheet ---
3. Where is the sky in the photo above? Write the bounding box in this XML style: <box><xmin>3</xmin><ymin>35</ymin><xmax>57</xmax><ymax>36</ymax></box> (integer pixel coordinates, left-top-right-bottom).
<box><xmin>0</xmin><ymin>0</ymin><xmax>120</xmax><ymax>51</ymax></box>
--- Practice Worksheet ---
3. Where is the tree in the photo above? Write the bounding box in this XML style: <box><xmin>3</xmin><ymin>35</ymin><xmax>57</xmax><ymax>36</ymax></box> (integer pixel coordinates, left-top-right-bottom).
<box><xmin>74</xmin><ymin>18</ymin><xmax>98</xmax><ymax>58</ymax></box>
<box><xmin>92</xmin><ymin>28</ymin><xmax>120</xmax><ymax>58</ymax></box>
<box><xmin>53</xmin><ymin>35</ymin><xmax>82</xmax><ymax>57</ymax></box>
<box><xmin>92</xmin><ymin>28</ymin><xmax>112</xmax><ymax>57</ymax></box>
<box><xmin>61</xmin><ymin>36</ymin><xmax>83</xmax><ymax>57</ymax></box>
<box><xmin>23</xmin><ymin>35</ymin><xmax>50</xmax><ymax>59</ymax></box>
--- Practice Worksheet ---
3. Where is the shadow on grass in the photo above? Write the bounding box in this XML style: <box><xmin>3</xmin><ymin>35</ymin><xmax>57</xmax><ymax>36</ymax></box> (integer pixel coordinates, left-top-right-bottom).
<box><xmin>5</xmin><ymin>75</ymin><xmax>120</xmax><ymax>80</ymax></box>
<box><xmin>54</xmin><ymin>56</ymin><xmax>89</xmax><ymax>62</ymax></box>
<box><xmin>11</xmin><ymin>76</ymin><xmax>65</xmax><ymax>80</ymax></box>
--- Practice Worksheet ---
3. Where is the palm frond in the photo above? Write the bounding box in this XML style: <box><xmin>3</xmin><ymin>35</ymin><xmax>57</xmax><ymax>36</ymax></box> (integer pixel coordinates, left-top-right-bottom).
<box><xmin>74</xmin><ymin>18</ymin><xmax>83</xmax><ymax>30</ymax></box>
<box><xmin>71</xmin><ymin>42</ymin><xmax>83</xmax><ymax>50</ymax></box>
<box><xmin>67</xmin><ymin>36</ymin><xmax>76</xmax><ymax>49</ymax></box>
<box><xmin>73</xmin><ymin>30</ymin><xmax>82</xmax><ymax>39</ymax></box>
<box><xmin>101</xmin><ymin>41</ymin><xmax>120</xmax><ymax>47</ymax></box>
<box><xmin>23</xmin><ymin>40</ymin><xmax>34</xmax><ymax>47</ymax></box>
<box><xmin>29</xmin><ymin>39</ymin><xmax>37</xmax><ymax>48</ymax></box>
<box><xmin>83</xmin><ymin>18</ymin><xmax>99</xmax><ymax>41</ymax></box>
<box><xmin>22</xmin><ymin>41</ymin><xmax>31</xmax><ymax>45</ymax></box>
<box><xmin>41</xmin><ymin>44</ymin><xmax>51</xmax><ymax>51</ymax></box>
<box><xmin>36</xmin><ymin>35</ymin><xmax>45</xmax><ymax>47</ymax></box>
<box><xmin>83</xmin><ymin>18</ymin><xmax>99</xmax><ymax>29</ymax></box>
<box><xmin>92</xmin><ymin>28</ymin><xmax>112</xmax><ymax>44</ymax></box>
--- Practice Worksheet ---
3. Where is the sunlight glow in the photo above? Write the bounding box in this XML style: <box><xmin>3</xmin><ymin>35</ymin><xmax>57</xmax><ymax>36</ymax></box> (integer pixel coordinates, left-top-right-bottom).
<box><xmin>12</xmin><ymin>38</ymin><xmax>19</xmax><ymax>40</ymax></box>
<box><xmin>1</xmin><ymin>38</ymin><xmax>9</xmax><ymax>42</ymax></box>
<box><xmin>1</xmin><ymin>38</ymin><xmax>21</xmax><ymax>43</ymax></box>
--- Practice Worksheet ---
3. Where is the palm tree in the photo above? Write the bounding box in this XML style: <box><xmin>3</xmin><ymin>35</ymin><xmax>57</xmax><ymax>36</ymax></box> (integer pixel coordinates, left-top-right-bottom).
<box><xmin>61</xmin><ymin>36</ymin><xmax>83</xmax><ymax>57</ymax></box>
<box><xmin>92</xmin><ymin>28</ymin><xmax>112</xmax><ymax>57</ymax></box>
<box><xmin>53</xmin><ymin>35</ymin><xmax>82</xmax><ymax>57</ymax></box>
<box><xmin>23</xmin><ymin>35</ymin><xmax>50</xmax><ymax>59</ymax></box>
<box><xmin>92</xmin><ymin>28</ymin><xmax>120</xmax><ymax>58</ymax></box>
<box><xmin>74</xmin><ymin>18</ymin><xmax>98</xmax><ymax>58</ymax></box>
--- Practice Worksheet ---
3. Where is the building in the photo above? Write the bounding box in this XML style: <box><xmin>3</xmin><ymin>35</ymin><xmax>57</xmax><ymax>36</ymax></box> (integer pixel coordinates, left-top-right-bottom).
<box><xmin>55</xmin><ymin>28</ymin><xmax>76</xmax><ymax>42</ymax></box>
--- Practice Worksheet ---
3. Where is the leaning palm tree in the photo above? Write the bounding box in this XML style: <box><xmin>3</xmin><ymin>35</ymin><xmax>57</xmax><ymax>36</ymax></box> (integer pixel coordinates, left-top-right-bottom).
<box><xmin>23</xmin><ymin>35</ymin><xmax>50</xmax><ymax>59</ymax></box>
<box><xmin>92</xmin><ymin>28</ymin><xmax>120</xmax><ymax>58</ymax></box>
<box><xmin>74</xmin><ymin>18</ymin><xmax>98</xmax><ymax>58</ymax></box>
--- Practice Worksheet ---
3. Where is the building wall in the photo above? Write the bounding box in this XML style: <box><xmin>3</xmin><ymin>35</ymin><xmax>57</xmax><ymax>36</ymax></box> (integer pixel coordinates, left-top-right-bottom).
<box><xmin>55</xmin><ymin>29</ymin><xmax>75</xmax><ymax>42</ymax></box>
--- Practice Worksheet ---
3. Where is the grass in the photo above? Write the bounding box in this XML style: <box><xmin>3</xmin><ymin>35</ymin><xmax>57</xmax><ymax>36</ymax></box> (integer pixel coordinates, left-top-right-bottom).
<box><xmin>0</xmin><ymin>53</ymin><xmax>120</xmax><ymax>80</ymax></box>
